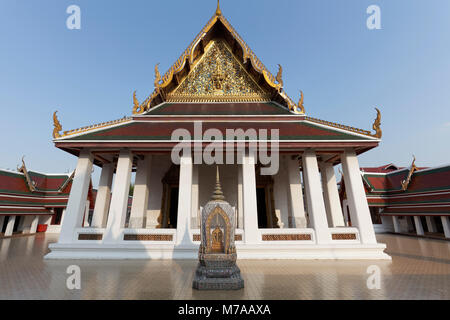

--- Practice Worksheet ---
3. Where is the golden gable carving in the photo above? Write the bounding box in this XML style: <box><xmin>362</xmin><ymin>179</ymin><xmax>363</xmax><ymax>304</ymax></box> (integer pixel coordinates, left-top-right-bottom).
<box><xmin>167</xmin><ymin>40</ymin><xmax>270</xmax><ymax>102</ymax></box>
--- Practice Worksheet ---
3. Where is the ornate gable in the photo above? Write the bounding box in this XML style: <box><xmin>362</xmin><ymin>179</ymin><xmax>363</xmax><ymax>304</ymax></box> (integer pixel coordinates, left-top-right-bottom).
<box><xmin>168</xmin><ymin>40</ymin><xmax>269</xmax><ymax>103</ymax></box>
<box><xmin>131</xmin><ymin>1</ymin><xmax>304</xmax><ymax>115</ymax></box>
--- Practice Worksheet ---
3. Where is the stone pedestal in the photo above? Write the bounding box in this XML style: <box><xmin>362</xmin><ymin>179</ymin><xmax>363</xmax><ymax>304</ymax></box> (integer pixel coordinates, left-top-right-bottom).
<box><xmin>193</xmin><ymin>253</ymin><xmax>244</xmax><ymax>290</ymax></box>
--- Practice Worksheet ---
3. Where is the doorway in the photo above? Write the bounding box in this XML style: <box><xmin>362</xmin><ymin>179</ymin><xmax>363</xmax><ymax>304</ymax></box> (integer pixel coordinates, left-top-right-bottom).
<box><xmin>158</xmin><ymin>165</ymin><xmax>180</xmax><ymax>228</ymax></box>
<box><xmin>255</xmin><ymin>165</ymin><xmax>278</xmax><ymax>228</ymax></box>
<box><xmin>168</xmin><ymin>187</ymin><xmax>179</xmax><ymax>228</ymax></box>
<box><xmin>256</xmin><ymin>188</ymin><xmax>268</xmax><ymax>228</ymax></box>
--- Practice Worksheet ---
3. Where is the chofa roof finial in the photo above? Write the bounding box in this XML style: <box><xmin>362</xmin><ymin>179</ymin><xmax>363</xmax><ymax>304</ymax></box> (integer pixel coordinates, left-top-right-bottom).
<box><xmin>211</xmin><ymin>166</ymin><xmax>225</xmax><ymax>201</ymax></box>
<box><xmin>216</xmin><ymin>0</ymin><xmax>222</xmax><ymax>16</ymax></box>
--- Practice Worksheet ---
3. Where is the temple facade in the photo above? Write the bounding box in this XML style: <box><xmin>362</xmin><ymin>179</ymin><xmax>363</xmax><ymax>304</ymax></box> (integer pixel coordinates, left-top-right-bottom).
<box><xmin>45</xmin><ymin>2</ymin><xmax>389</xmax><ymax>260</ymax></box>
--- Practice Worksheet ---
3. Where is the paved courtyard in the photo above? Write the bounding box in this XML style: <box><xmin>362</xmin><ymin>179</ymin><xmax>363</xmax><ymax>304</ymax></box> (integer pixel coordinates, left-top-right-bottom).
<box><xmin>0</xmin><ymin>233</ymin><xmax>449</xmax><ymax>300</ymax></box>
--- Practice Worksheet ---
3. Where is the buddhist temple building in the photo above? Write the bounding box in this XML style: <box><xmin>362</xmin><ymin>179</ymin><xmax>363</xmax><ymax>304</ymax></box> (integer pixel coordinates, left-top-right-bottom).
<box><xmin>45</xmin><ymin>2</ymin><xmax>389</xmax><ymax>259</ymax></box>
<box><xmin>340</xmin><ymin>160</ymin><xmax>450</xmax><ymax>239</ymax></box>
<box><xmin>0</xmin><ymin>159</ymin><xmax>95</xmax><ymax>237</ymax></box>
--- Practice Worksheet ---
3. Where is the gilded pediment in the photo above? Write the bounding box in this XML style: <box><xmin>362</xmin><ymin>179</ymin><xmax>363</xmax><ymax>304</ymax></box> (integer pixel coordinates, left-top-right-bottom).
<box><xmin>167</xmin><ymin>40</ymin><xmax>270</xmax><ymax>102</ymax></box>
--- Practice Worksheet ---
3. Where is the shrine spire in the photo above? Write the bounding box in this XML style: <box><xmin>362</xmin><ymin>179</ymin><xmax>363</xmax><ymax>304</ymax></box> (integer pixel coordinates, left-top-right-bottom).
<box><xmin>215</xmin><ymin>0</ymin><xmax>222</xmax><ymax>16</ymax></box>
<box><xmin>211</xmin><ymin>166</ymin><xmax>225</xmax><ymax>201</ymax></box>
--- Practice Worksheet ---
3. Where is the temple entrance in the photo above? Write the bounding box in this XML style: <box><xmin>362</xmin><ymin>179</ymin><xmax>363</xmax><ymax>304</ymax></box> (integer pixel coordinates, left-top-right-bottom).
<box><xmin>256</xmin><ymin>188</ymin><xmax>268</xmax><ymax>228</ymax></box>
<box><xmin>158</xmin><ymin>165</ymin><xmax>180</xmax><ymax>228</ymax></box>
<box><xmin>256</xmin><ymin>165</ymin><xmax>279</xmax><ymax>228</ymax></box>
<box><xmin>168</xmin><ymin>187</ymin><xmax>179</xmax><ymax>228</ymax></box>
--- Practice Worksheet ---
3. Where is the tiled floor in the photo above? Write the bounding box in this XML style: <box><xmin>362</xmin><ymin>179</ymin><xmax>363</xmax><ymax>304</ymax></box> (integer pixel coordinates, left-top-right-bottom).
<box><xmin>0</xmin><ymin>233</ymin><xmax>449</xmax><ymax>299</ymax></box>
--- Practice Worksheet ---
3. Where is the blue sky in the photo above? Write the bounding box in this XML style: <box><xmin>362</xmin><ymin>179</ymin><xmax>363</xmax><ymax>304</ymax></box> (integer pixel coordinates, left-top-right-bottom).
<box><xmin>1</xmin><ymin>0</ymin><xmax>449</xmax><ymax>178</ymax></box>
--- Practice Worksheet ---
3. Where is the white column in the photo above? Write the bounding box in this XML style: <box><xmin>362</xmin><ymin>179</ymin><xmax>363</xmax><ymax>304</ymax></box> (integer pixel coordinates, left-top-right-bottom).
<box><xmin>129</xmin><ymin>156</ymin><xmax>152</xmax><ymax>229</ymax></box>
<box><xmin>287</xmin><ymin>156</ymin><xmax>307</xmax><ymax>228</ymax></box>
<box><xmin>21</xmin><ymin>215</ymin><xmax>34</xmax><ymax>233</ymax></box>
<box><xmin>320</xmin><ymin>162</ymin><xmax>345</xmax><ymax>227</ymax></box>
<box><xmin>191</xmin><ymin>164</ymin><xmax>199</xmax><ymax>228</ymax></box>
<box><xmin>91</xmin><ymin>163</ymin><xmax>114</xmax><ymax>228</ymax></box>
<box><xmin>30</xmin><ymin>215</ymin><xmax>39</xmax><ymax>234</ymax></box>
<box><xmin>5</xmin><ymin>215</ymin><xmax>16</xmax><ymax>237</ymax></box>
<box><xmin>302</xmin><ymin>150</ymin><xmax>332</xmax><ymax>244</ymax></box>
<box><xmin>425</xmin><ymin>216</ymin><xmax>437</xmax><ymax>233</ymax></box>
<box><xmin>341</xmin><ymin>148</ymin><xmax>377</xmax><ymax>244</ymax></box>
<box><xmin>392</xmin><ymin>216</ymin><xmax>400</xmax><ymax>233</ymax></box>
<box><xmin>176</xmin><ymin>154</ymin><xmax>193</xmax><ymax>246</ymax></box>
<box><xmin>103</xmin><ymin>150</ymin><xmax>133</xmax><ymax>243</ymax></box>
<box><xmin>58</xmin><ymin>149</ymin><xmax>94</xmax><ymax>244</ymax></box>
<box><xmin>17</xmin><ymin>216</ymin><xmax>28</xmax><ymax>233</ymax></box>
<box><xmin>414</xmin><ymin>216</ymin><xmax>425</xmax><ymax>235</ymax></box>
<box><xmin>237</xmin><ymin>165</ymin><xmax>244</xmax><ymax>229</ymax></box>
<box><xmin>441</xmin><ymin>216</ymin><xmax>450</xmax><ymax>238</ymax></box>
<box><xmin>242</xmin><ymin>152</ymin><xmax>259</xmax><ymax>244</ymax></box>
<box><xmin>406</xmin><ymin>216</ymin><xmax>414</xmax><ymax>232</ymax></box>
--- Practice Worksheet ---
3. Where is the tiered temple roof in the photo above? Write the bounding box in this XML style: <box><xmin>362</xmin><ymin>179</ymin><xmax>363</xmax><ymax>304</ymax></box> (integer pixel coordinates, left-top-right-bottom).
<box><xmin>51</xmin><ymin>1</ymin><xmax>382</xmax><ymax>166</ymax></box>
<box><xmin>353</xmin><ymin>161</ymin><xmax>450</xmax><ymax>216</ymax></box>
<box><xmin>0</xmin><ymin>160</ymin><xmax>94</xmax><ymax>216</ymax></box>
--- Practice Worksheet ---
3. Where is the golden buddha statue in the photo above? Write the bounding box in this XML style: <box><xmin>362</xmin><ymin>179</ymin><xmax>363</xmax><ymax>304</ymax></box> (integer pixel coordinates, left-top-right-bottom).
<box><xmin>211</xmin><ymin>226</ymin><xmax>224</xmax><ymax>253</ymax></box>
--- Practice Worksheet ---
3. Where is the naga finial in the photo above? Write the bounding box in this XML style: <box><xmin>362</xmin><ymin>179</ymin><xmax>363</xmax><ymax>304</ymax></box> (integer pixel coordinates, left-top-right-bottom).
<box><xmin>276</xmin><ymin>64</ymin><xmax>283</xmax><ymax>88</ymax></box>
<box><xmin>132</xmin><ymin>91</ymin><xmax>150</xmax><ymax>115</ymax></box>
<box><xmin>298</xmin><ymin>90</ymin><xmax>305</xmax><ymax>114</ymax></box>
<box><xmin>154</xmin><ymin>63</ymin><xmax>161</xmax><ymax>89</ymax></box>
<box><xmin>216</xmin><ymin>0</ymin><xmax>222</xmax><ymax>16</ymax></box>
<box><xmin>132</xmin><ymin>91</ymin><xmax>141</xmax><ymax>114</ymax></box>
<box><xmin>53</xmin><ymin>111</ymin><xmax>62</xmax><ymax>139</ymax></box>
<box><xmin>401</xmin><ymin>155</ymin><xmax>417</xmax><ymax>191</ymax></box>
<box><xmin>372</xmin><ymin>108</ymin><xmax>382</xmax><ymax>138</ymax></box>
<box><xmin>17</xmin><ymin>156</ymin><xmax>26</xmax><ymax>172</ymax></box>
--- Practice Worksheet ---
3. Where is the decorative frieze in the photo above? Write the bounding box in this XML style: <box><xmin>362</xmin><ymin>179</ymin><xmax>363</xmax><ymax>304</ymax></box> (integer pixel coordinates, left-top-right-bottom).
<box><xmin>331</xmin><ymin>233</ymin><xmax>357</xmax><ymax>240</ymax></box>
<box><xmin>124</xmin><ymin>234</ymin><xmax>173</xmax><ymax>241</ymax></box>
<box><xmin>262</xmin><ymin>234</ymin><xmax>311</xmax><ymax>241</ymax></box>
<box><xmin>78</xmin><ymin>234</ymin><xmax>103</xmax><ymax>241</ymax></box>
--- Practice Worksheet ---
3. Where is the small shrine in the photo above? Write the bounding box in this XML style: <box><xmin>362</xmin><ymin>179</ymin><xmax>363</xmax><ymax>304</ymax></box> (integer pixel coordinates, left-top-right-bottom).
<box><xmin>193</xmin><ymin>167</ymin><xmax>244</xmax><ymax>290</ymax></box>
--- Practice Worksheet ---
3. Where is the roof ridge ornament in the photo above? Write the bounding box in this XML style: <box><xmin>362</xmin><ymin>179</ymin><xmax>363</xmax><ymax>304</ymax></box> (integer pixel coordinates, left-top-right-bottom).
<box><xmin>154</xmin><ymin>63</ymin><xmax>162</xmax><ymax>89</ymax></box>
<box><xmin>297</xmin><ymin>90</ymin><xmax>305</xmax><ymax>114</ymax></box>
<box><xmin>132</xmin><ymin>91</ymin><xmax>147</xmax><ymax>114</ymax></box>
<box><xmin>276</xmin><ymin>64</ymin><xmax>283</xmax><ymax>88</ymax></box>
<box><xmin>17</xmin><ymin>156</ymin><xmax>37</xmax><ymax>192</ymax></box>
<box><xmin>53</xmin><ymin>111</ymin><xmax>62</xmax><ymax>139</ymax></box>
<box><xmin>216</xmin><ymin>0</ymin><xmax>222</xmax><ymax>16</ymax></box>
<box><xmin>401</xmin><ymin>155</ymin><xmax>417</xmax><ymax>191</ymax></box>
<box><xmin>371</xmin><ymin>108</ymin><xmax>382</xmax><ymax>138</ymax></box>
